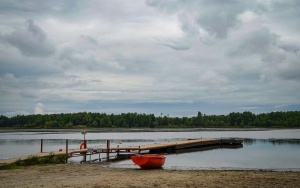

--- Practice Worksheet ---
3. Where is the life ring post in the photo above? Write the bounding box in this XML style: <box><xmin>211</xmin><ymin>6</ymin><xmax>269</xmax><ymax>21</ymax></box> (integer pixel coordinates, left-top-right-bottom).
<box><xmin>81</xmin><ymin>131</ymin><xmax>88</xmax><ymax>149</ymax></box>
<box><xmin>80</xmin><ymin>132</ymin><xmax>88</xmax><ymax>161</ymax></box>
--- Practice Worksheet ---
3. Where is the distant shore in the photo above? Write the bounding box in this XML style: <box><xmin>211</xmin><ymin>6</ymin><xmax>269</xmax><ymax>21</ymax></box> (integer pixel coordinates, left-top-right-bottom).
<box><xmin>0</xmin><ymin>127</ymin><xmax>285</xmax><ymax>133</ymax></box>
<box><xmin>0</xmin><ymin>164</ymin><xmax>300</xmax><ymax>188</ymax></box>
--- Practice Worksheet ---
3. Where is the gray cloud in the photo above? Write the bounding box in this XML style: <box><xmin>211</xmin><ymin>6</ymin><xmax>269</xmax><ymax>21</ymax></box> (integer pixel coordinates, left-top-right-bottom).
<box><xmin>162</xmin><ymin>44</ymin><xmax>190</xmax><ymax>51</ymax></box>
<box><xmin>80</xmin><ymin>35</ymin><xmax>98</xmax><ymax>46</ymax></box>
<box><xmin>230</xmin><ymin>28</ymin><xmax>278</xmax><ymax>56</ymax></box>
<box><xmin>279</xmin><ymin>45</ymin><xmax>299</xmax><ymax>54</ymax></box>
<box><xmin>228</xmin><ymin>26</ymin><xmax>300</xmax><ymax>83</ymax></box>
<box><xmin>1</xmin><ymin>19</ymin><xmax>55</xmax><ymax>57</ymax></box>
<box><xmin>278</xmin><ymin>66</ymin><xmax>300</xmax><ymax>81</ymax></box>
<box><xmin>196</xmin><ymin>6</ymin><xmax>242</xmax><ymax>39</ymax></box>
<box><xmin>0</xmin><ymin>0</ymin><xmax>87</xmax><ymax>20</ymax></box>
<box><xmin>34</xmin><ymin>103</ymin><xmax>45</xmax><ymax>114</ymax></box>
<box><xmin>147</xmin><ymin>0</ymin><xmax>251</xmax><ymax>39</ymax></box>
<box><xmin>266</xmin><ymin>0</ymin><xmax>300</xmax><ymax>31</ymax></box>
<box><xmin>160</xmin><ymin>41</ymin><xmax>190</xmax><ymax>51</ymax></box>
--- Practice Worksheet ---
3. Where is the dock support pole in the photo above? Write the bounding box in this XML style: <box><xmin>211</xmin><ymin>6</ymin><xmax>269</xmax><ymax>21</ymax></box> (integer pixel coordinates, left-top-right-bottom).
<box><xmin>117</xmin><ymin>144</ymin><xmax>119</xmax><ymax>157</ymax></box>
<box><xmin>66</xmin><ymin>139</ymin><xmax>68</xmax><ymax>163</ymax></box>
<box><xmin>106</xmin><ymin>140</ymin><xmax>110</xmax><ymax>161</ymax></box>
<box><xmin>40</xmin><ymin>139</ymin><xmax>43</xmax><ymax>153</ymax></box>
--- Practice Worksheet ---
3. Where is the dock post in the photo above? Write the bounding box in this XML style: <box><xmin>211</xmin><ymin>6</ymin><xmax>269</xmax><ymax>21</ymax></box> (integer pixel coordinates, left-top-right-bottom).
<box><xmin>106</xmin><ymin>140</ymin><xmax>110</xmax><ymax>161</ymax></box>
<box><xmin>83</xmin><ymin>153</ymin><xmax>86</xmax><ymax>162</ymax></box>
<box><xmin>117</xmin><ymin>144</ymin><xmax>119</xmax><ymax>157</ymax></box>
<box><xmin>65</xmin><ymin>139</ymin><xmax>68</xmax><ymax>163</ymax></box>
<box><xmin>40</xmin><ymin>139</ymin><xmax>43</xmax><ymax>153</ymax></box>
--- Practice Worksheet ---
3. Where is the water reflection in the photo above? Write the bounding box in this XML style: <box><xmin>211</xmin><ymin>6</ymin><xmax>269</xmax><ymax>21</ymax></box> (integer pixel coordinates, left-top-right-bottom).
<box><xmin>244</xmin><ymin>138</ymin><xmax>300</xmax><ymax>145</ymax></box>
<box><xmin>243</xmin><ymin>138</ymin><xmax>257</xmax><ymax>145</ymax></box>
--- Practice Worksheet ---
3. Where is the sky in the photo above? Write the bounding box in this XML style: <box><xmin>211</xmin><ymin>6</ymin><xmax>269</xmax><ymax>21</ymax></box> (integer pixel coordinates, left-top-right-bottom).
<box><xmin>0</xmin><ymin>0</ymin><xmax>300</xmax><ymax>117</ymax></box>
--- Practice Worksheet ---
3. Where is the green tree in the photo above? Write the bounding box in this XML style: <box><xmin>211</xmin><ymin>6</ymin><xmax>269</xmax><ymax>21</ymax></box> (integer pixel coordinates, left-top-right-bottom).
<box><xmin>82</xmin><ymin>113</ymin><xmax>93</xmax><ymax>126</ymax></box>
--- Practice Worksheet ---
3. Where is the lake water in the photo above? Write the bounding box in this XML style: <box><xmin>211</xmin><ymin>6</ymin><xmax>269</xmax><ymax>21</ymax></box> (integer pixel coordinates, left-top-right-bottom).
<box><xmin>1</xmin><ymin>129</ymin><xmax>300</xmax><ymax>171</ymax></box>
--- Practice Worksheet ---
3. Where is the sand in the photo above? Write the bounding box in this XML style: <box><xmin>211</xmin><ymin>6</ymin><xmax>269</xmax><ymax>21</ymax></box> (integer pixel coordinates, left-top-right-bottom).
<box><xmin>0</xmin><ymin>164</ymin><xmax>300</xmax><ymax>188</ymax></box>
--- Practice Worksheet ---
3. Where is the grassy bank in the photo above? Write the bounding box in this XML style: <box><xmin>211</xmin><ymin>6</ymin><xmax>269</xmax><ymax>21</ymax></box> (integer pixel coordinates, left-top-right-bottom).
<box><xmin>0</xmin><ymin>153</ymin><xmax>66</xmax><ymax>170</ymax></box>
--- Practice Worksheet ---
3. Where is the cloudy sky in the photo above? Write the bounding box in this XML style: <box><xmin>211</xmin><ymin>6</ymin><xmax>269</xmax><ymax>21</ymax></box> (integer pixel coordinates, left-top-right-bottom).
<box><xmin>0</xmin><ymin>0</ymin><xmax>299</xmax><ymax>117</ymax></box>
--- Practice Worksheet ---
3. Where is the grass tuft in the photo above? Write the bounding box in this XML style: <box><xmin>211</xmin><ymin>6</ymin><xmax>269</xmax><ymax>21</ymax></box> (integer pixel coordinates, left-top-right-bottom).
<box><xmin>0</xmin><ymin>154</ymin><xmax>66</xmax><ymax>170</ymax></box>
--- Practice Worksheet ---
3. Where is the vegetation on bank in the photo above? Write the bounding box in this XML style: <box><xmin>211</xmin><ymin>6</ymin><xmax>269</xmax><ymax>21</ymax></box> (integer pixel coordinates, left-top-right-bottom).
<box><xmin>0</xmin><ymin>111</ymin><xmax>300</xmax><ymax>129</ymax></box>
<box><xmin>0</xmin><ymin>153</ymin><xmax>66</xmax><ymax>170</ymax></box>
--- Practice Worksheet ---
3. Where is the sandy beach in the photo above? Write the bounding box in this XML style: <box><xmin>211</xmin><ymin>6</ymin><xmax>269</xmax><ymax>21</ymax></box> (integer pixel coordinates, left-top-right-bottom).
<box><xmin>0</xmin><ymin>164</ymin><xmax>299</xmax><ymax>188</ymax></box>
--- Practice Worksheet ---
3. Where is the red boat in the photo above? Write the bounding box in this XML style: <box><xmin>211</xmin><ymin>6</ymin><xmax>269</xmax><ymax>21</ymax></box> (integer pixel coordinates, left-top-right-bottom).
<box><xmin>131</xmin><ymin>154</ymin><xmax>166</xmax><ymax>169</ymax></box>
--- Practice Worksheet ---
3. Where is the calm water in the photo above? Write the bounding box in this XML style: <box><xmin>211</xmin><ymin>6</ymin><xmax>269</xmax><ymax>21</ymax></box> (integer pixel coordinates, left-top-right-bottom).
<box><xmin>1</xmin><ymin>129</ymin><xmax>300</xmax><ymax>171</ymax></box>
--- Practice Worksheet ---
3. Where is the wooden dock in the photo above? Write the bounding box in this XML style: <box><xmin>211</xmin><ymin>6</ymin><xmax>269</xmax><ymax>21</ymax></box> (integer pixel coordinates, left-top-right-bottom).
<box><xmin>0</xmin><ymin>138</ymin><xmax>243</xmax><ymax>165</ymax></box>
<box><xmin>107</xmin><ymin>138</ymin><xmax>242</xmax><ymax>153</ymax></box>
<box><xmin>111</xmin><ymin>138</ymin><xmax>243</xmax><ymax>157</ymax></box>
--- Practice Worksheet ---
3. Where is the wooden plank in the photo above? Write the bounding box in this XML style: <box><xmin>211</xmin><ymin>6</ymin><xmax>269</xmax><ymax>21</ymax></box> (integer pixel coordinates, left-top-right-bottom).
<box><xmin>174</xmin><ymin>139</ymin><xmax>221</xmax><ymax>149</ymax></box>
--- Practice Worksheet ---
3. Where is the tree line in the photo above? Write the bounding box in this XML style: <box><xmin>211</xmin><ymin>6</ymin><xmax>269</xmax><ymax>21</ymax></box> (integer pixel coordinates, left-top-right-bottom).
<box><xmin>0</xmin><ymin>111</ymin><xmax>299</xmax><ymax>129</ymax></box>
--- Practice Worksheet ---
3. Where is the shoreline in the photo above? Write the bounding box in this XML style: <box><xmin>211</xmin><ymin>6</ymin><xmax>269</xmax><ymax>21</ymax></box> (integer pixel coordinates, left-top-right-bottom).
<box><xmin>0</xmin><ymin>164</ymin><xmax>300</xmax><ymax>188</ymax></box>
<box><xmin>0</xmin><ymin>127</ymin><xmax>290</xmax><ymax>133</ymax></box>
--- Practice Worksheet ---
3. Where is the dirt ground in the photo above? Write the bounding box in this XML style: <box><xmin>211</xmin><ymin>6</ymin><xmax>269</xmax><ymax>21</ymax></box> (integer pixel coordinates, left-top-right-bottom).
<box><xmin>0</xmin><ymin>164</ymin><xmax>299</xmax><ymax>188</ymax></box>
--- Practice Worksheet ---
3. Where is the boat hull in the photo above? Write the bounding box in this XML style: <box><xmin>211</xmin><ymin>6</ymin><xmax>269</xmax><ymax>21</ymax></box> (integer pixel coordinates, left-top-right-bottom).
<box><xmin>131</xmin><ymin>154</ymin><xmax>166</xmax><ymax>169</ymax></box>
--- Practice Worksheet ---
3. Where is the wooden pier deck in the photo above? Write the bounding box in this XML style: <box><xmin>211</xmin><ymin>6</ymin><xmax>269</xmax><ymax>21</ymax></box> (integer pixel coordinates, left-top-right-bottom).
<box><xmin>110</xmin><ymin>138</ymin><xmax>242</xmax><ymax>154</ymax></box>
<box><xmin>0</xmin><ymin>138</ymin><xmax>243</xmax><ymax>165</ymax></box>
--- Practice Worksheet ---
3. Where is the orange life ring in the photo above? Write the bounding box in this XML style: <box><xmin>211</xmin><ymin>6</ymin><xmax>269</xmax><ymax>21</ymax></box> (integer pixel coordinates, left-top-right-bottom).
<box><xmin>80</xmin><ymin>141</ymin><xmax>87</xmax><ymax>149</ymax></box>
<box><xmin>79</xmin><ymin>141</ymin><xmax>87</xmax><ymax>155</ymax></box>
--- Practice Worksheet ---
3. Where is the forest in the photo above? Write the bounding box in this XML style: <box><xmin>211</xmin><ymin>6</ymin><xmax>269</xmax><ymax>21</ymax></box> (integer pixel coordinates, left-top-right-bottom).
<box><xmin>0</xmin><ymin>111</ymin><xmax>300</xmax><ymax>129</ymax></box>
